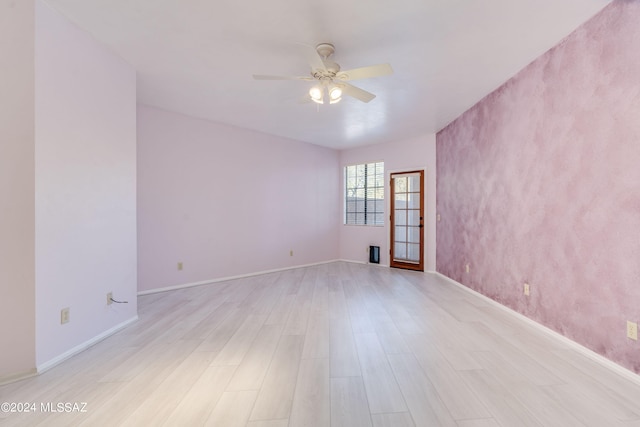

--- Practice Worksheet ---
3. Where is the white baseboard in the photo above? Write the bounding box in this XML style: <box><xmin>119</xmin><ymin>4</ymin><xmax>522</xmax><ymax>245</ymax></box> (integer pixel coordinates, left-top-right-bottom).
<box><xmin>138</xmin><ymin>259</ymin><xmax>342</xmax><ymax>296</ymax></box>
<box><xmin>36</xmin><ymin>316</ymin><xmax>139</xmax><ymax>374</ymax></box>
<box><xmin>434</xmin><ymin>272</ymin><xmax>640</xmax><ymax>387</ymax></box>
<box><xmin>338</xmin><ymin>259</ymin><xmax>389</xmax><ymax>268</ymax></box>
<box><xmin>0</xmin><ymin>368</ymin><xmax>38</xmax><ymax>387</ymax></box>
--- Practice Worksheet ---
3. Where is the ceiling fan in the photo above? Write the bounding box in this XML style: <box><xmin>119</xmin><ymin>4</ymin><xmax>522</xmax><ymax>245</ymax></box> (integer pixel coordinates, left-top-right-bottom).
<box><xmin>253</xmin><ymin>43</ymin><xmax>393</xmax><ymax>104</ymax></box>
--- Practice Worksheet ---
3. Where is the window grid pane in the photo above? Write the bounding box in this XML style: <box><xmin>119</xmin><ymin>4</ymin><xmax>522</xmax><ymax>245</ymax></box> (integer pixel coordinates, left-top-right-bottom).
<box><xmin>345</xmin><ymin>162</ymin><xmax>384</xmax><ymax>226</ymax></box>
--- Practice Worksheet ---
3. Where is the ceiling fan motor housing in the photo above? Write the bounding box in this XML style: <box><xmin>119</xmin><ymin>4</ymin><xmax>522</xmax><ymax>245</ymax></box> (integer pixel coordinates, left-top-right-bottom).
<box><xmin>312</xmin><ymin>43</ymin><xmax>340</xmax><ymax>79</ymax></box>
<box><xmin>315</xmin><ymin>43</ymin><xmax>335</xmax><ymax>58</ymax></box>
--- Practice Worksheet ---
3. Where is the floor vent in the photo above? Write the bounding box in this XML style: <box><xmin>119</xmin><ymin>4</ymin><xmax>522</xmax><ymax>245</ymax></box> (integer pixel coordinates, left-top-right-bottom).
<box><xmin>369</xmin><ymin>246</ymin><xmax>380</xmax><ymax>264</ymax></box>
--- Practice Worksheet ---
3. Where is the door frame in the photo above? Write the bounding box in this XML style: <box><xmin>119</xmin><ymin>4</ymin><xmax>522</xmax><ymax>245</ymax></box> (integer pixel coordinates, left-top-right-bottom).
<box><xmin>389</xmin><ymin>170</ymin><xmax>425</xmax><ymax>271</ymax></box>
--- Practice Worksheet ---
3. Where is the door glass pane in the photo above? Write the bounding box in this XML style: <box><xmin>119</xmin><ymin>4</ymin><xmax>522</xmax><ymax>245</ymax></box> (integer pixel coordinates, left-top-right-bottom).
<box><xmin>408</xmin><ymin>194</ymin><xmax>420</xmax><ymax>209</ymax></box>
<box><xmin>409</xmin><ymin>209</ymin><xmax>420</xmax><ymax>225</ymax></box>
<box><xmin>407</xmin><ymin>226</ymin><xmax>420</xmax><ymax>243</ymax></box>
<box><xmin>395</xmin><ymin>210</ymin><xmax>406</xmax><ymax>226</ymax></box>
<box><xmin>395</xmin><ymin>194</ymin><xmax>407</xmax><ymax>209</ymax></box>
<box><xmin>394</xmin><ymin>242</ymin><xmax>407</xmax><ymax>259</ymax></box>
<box><xmin>408</xmin><ymin>175</ymin><xmax>420</xmax><ymax>192</ymax></box>
<box><xmin>394</xmin><ymin>176</ymin><xmax>407</xmax><ymax>192</ymax></box>
<box><xmin>395</xmin><ymin>226</ymin><xmax>407</xmax><ymax>243</ymax></box>
<box><xmin>407</xmin><ymin>244</ymin><xmax>420</xmax><ymax>261</ymax></box>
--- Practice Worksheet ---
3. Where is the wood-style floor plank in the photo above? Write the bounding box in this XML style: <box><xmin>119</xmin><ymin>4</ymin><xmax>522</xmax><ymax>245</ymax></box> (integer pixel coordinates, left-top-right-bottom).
<box><xmin>330</xmin><ymin>376</ymin><xmax>372</xmax><ymax>427</ymax></box>
<box><xmin>329</xmin><ymin>315</ymin><xmax>361</xmax><ymax>378</ymax></box>
<box><xmin>353</xmin><ymin>333</ymin><xmax>408</xmax><ymax>414</ymax></box>
<box><xmin>211</xmin><ymin>314</ymin><xmax>267</xmax><ymax>366</ymax></box>
<box><xmin>289</xmin><ymin>357</ymin><xmax>331</xmax><ymax>427</ymax></box>
<box><xmin>371</xmin><ymin>412</ymin><xmax>416</xmax><ymax>427</ymax></box>
<box><xmin>246</xmin><ymin>420</ymin><xmax>290</xmax><ymax>427</ymax></box>
<box><xmin>387</xmin><ymin>353</ymin><xmax>457</xmax><ymax>426</ymax></box>
<box><xmin>203</xmin><ymin>390</ymin><xmax>257</xmax><ymax>427</ymax></box>
<box><xmin>162</xmin><ymin>365</ymin><xmax>237</xmax><ymax>427</ymax></box>
<box><xmin>120</xmin><ymin>350</ymin><xmax>216</xmax><ymax>427</ymax></box>
<box><xmin>1</xmin><ymin>261</ymin><xmax>639</xmax><ymax>427</ymax></box>
<box><xmin>456</xmin><ymin>419</ymin><xmax>501</xmax><ymax>427</ymax></box>
<box><xmin>249</xmin><ymin>335</ymin><xmax>304</xmax><ymax>421</ymax></box>
<box><xmin>302</xmin><ymin>314</ymin><xmax>330</xmax><ymax>360</ymax></box>
<box><xmin>407</xmin><ymin>339</ymin><xmax>491</xmax><ymax>421</ymax></box>
<box><xmin>226</xmin><ymin>323</ymin><xmax>284</xmax><ymax>391</ymax></box>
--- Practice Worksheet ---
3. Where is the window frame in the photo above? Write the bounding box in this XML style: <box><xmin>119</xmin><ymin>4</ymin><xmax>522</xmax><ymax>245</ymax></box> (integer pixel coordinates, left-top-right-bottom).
<box><xmin>344</xmin><ymin>161</ymin><xmax>385</xmax><ymax>226</ymax></box>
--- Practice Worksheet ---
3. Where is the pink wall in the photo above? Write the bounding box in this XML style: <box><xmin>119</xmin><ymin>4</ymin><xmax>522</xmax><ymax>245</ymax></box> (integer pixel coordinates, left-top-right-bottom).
<box><xmin>137</xmin><ymin>106</ymin><xmax>340</xmax><ymax>292</ymax></box>
<box><xmin>437</xmin><ymin>0</ymin><xmax>640</xmax><ymax>373</ymax></box>
<box><xmin>0</xmin><ymin>0</ymin><xmax>36</xmax><ymax>380</ymax></box>
<box><xmin>339</xmin><ymin>135</ymin><xmax>437</xmax><ymax>270</ymax></box>
<box><xmin>35</xmin><ymin>1</ymin><xmax>137</xmax><ymax>367</ymax></box>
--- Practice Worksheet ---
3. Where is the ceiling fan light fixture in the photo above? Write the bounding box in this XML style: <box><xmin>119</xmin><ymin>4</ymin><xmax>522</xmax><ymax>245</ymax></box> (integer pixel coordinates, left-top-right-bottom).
<box><xmin>329</xmin><ymin>86</ymin><xmax>342</xmax><ymax>101</ymax></box>
<box><xmin>309</xmin><ymin>86</ymin><xmax>324</xmax><ymax>104</ymax></box>
<box><xmin>309</xmin><ymin>86</ymin><xmax>322</xmax><ymax>99</ymax></box>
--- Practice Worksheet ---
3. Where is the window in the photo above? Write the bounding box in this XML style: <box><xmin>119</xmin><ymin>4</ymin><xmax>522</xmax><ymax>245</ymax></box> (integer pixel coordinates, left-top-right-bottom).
<box><xmin>345</xmin><ymin>161</ymin><xmax>384</xmax><ymax>225</ymax></box>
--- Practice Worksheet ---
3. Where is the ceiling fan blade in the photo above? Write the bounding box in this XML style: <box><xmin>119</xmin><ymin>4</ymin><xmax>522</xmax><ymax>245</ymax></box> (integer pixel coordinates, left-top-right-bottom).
<box><xmin>341</xmin><ymin>83</ymin><xmax>376</xmax><ymax>103</ymax></box>
<box><xmin>336</xmin><ymin>63</ymin><xmax>393</xmax><ymax>81</ymax></box>
<box><xmin>296</xmin><ymin>43</ymin><xmax>327</xmax><ymax>73</ymax></box>
<box><xmin>253</xmin><ymin>74</ymin><xmax>313</xmax><ymax>81</ymax></box>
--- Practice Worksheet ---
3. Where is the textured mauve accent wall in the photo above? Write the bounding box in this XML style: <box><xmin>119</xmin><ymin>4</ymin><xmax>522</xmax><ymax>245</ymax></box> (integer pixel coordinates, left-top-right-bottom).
<box><xmin>437</xmin><ymin>0</ymin><xmax>640</xmax><ymax>373</ymax></box>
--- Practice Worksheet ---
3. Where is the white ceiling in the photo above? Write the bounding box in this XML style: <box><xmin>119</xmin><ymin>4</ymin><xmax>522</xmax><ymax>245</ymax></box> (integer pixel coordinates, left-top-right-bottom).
<box><xmin>45</xmin><ymin>0</ymin><xmax>611</xmax><ymax>149</ymax></box>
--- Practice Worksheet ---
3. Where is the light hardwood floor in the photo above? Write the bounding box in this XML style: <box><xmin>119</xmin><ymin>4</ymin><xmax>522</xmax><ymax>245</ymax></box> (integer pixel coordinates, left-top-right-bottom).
<box><xmin>2</xmin><ymin>262</ymin><xmax>640</xmax><ymax>426</ymax></box>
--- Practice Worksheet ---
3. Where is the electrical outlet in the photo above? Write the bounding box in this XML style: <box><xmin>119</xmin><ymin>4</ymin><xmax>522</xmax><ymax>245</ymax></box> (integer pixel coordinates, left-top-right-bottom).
<box><xmin>524</xmin><ymin>283</ymin><xmax>530</xmax><ymax>296</ymax></box>
<box><xmin>177</xmin><ymin>262</ymin><xmax>183</xmax><ymax>271</ymax></box>
<box><xmin>290</xmin><ymin>250</ymin><xmax>293</xmax><ymax>257</ymax></box>
<box><xmin>107</xmin><ymin>292</ymin><xmax>113</xmax><ymax>305</ymax></box>
<box><xmin>437</xmin><ymin>214</ymin><xmax>441</xmax><ymax>222</ymax></box>
<box><xmin>627</xmin><ymin>321</ymin><xmax>638</xmax><ymax>341</ymax></box>
<box><xmin>61</xmin><ymin>308</ymin><xmax>70</xmax><ymax>324</ymax></box>
<box><xmin>465</xmin><ymin>264</ymin><xmax>469</xmax><ymax>273</ymax></box>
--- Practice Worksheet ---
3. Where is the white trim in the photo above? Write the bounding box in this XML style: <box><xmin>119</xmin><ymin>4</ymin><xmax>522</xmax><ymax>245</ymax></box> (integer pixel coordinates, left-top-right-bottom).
<box><xmin>339</xmin><ymin>259</ymin><xmax>389</xmax><ymax>268</ymax></box>
<box><xmin>0</xmin><ymin>368</ymin><xmax>38</xmax><ymax>387</ymax></box>
<box><xmin>434</xmin><ymin>272</ymin><xmax>640</xmax><ymax>386</ymax></box>
<box><xmin>137</xmin><ymin>260</ymin><xmax>341</xmax><ymax>296</ymax></box>
<box><xmin>391</xmin><ymin>171</ymin><xmax>421</xmax><ymax>178</ymax></box>
<box><xmin>36</xmin><ymin>316</ymin><xmax>138</xmax><ymax>374</ymax></box>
